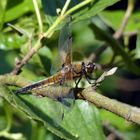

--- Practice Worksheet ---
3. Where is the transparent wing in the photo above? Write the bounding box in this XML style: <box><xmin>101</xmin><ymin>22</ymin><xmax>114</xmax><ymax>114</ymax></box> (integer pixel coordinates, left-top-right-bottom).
<box><xmin>58</xmin><ymin>16</ymin><xmax>74</xmax><ymax>113</ymax></box>
<box><xmin>31</xmin><ymin>83</ymin><xmax>74</xmax><ymax>125</ymax></box>
<box><xmin>49</xmin><ymin>16</ymin><xmax>74</xmax><ymax>113</ymax></box>
<box><xmin>58</xmin><ymin>16</ymin><xmax>72</xmax><ymax>65</ymax></box>
<box><xmin>50</xmin><ymin>16</ymin><xmax>72</xmax><ymax>75</ymax></box>
<box><xmin>15</xmin><ymin>76</ymin><xmax>75</xmax><ymax>125</ymax></box>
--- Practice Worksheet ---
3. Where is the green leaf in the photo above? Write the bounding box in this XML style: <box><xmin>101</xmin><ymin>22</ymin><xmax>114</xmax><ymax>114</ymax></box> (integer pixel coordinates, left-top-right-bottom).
<box><xmin>0</xmin><ymin>0</ymin><xmax>7</xmax><ymax>29</ymax></box>
<box><xmin>0</xmin><ymin>86</ymin><xmax>105</xmax><ymax>140</ymax></box>
<box><xmin>41</xmin><ymin>0</ymin><xmax>120</xmax><ymax>25</ymax></box>
<box><xmin>100</xmin><ymin>10</ymin><xmax>140</xmax><ymax>32</ymax></box>
<box><xmin>62</xmin><ymin>100</ymin><xmax>105</xmax><ymax>140</ymax></box>
<box><xmin>99</xmin><ymin>10</ymin><xmax>124</xmax><ymax>30</ymax></box>
<box><xmin>4</xmin><ymin>0</ymin><xmax>35</xmax><ymax>22</ymax></box>
<box><xmin>73</xmin><ymin>0</ymin><xmax>120</xmax><ymax>23</ymax></box>
<box><xmin>0</xmin><ymin>33</ymin><xmax>27</xmax><ymax>50</ymax></box>
<box><xmin>135</xmin><ymin>31</ymin><xmax>140</xmax><ymax>59</ymax></box>
<box><xmin>0</xmin><ymin>50</ymin><xmax>18</xmax><ymax>74</ymax></box>
<box><xmin>100</xmin><ymin>110</ymin><xmax>129</xmax><ymax>131</ymax></box>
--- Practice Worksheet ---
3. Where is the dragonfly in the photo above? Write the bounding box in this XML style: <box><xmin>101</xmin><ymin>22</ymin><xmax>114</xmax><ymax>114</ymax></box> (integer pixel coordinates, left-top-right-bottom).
<box><xmin>15</xmin><ymin>17</ymin><xmax>96</xmax><ymax>124</ymax></box>
<box><xmin>15</xmin><ymin>18</ymin><xmax>96</xmax><ymax>97</ymax></box>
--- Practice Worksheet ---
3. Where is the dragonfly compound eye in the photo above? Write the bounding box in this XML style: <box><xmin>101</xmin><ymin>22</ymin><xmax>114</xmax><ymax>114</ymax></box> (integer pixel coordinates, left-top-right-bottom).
<box><xmin>86</xmin><ymin>62</ymin><xmax>96</xmax><ymax>73</ymax></box>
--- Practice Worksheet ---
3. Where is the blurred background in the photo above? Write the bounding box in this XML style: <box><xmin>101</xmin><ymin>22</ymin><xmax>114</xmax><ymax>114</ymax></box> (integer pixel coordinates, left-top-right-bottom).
<box><xmin>0</xmin><ymin>0</ymin><xmax>140</xmax><ymax>139</ymax></box>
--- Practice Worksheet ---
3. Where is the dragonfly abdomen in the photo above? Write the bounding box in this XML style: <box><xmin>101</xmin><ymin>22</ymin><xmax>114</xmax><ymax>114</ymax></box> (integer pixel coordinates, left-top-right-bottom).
<box><xmin>15</xmin><ymin>82</ymin><xmax>42</xmax><ymax>93</ymax></box>
<box><xmin>41</xmin><ymin>72</ymin><xmax>62</xmax><ymax>86</ymax></box>
<box><xmin>15</xmin><ymin>72</ymin><xmax>64</xmax><ymax>94</ymax></box>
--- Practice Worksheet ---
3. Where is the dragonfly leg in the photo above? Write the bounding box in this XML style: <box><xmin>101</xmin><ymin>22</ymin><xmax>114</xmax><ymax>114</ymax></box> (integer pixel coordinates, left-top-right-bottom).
<box><xmin>85</xmin><ymin>74</ymin><xmax>100</xmax><ymax>89</ymax></box>
<box><xmin>74</xmin><ymin>62</ymin><xmax>86</xmax><ymax>88</ymax></box>
<box><xmin>85</xmin><ymin>73</ymin><xmax>96</xmax><ymax>85</ymax></box>
<box><xmin>75</xmin><ymin>76</ymin><xmax>82</xmax><ymax>88</ymax></box>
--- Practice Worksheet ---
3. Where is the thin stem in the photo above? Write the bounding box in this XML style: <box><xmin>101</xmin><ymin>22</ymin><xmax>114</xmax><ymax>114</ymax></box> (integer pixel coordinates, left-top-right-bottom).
<box><xmin>61</xmin><ymin>0</ymin><xmax>71</xmax><ymax>16</ymax></box>
<box><xmin>32</xmin><ymin>0</ymin><xmax>43</xmax><ymax>32</ymax></box>
<box><xmin>44</xmin><ymin>18</ymin><xmax>61</xmax><ymax>38</ymax></box>
<box><xmin>104</xmin><ymin>122</ymin><xmax>127</xmax><ymax>140</ymax></box>
<box><xmin>114</xmin><ymin>0</ymin><xmax>134</xmax><ymax>38</ymax></box>
<box><xmin>65</xmin><ymin>0</ymin><xmax>92</xmax><ymax>16</ymax></box>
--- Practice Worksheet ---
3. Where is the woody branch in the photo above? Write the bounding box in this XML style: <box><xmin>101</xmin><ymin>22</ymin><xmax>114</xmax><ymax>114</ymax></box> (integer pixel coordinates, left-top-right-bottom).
<box><xmin>0</xmin><ymin>74</ymin><xmax>140</xmax><ymax>125</ymax></box>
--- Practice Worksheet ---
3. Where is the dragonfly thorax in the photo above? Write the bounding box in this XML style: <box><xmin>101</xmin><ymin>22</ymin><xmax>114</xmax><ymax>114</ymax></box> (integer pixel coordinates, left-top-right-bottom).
<box><xmin>61</xmin><ymin>64</ymin><xmax>72</xmax><ymax>75</ymax></box>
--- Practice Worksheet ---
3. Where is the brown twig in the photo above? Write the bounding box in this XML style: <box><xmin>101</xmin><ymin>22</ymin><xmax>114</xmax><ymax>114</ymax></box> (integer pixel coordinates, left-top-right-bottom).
<box><xmin>1</xmin><ymin>74</ymin><xmax>140</xmax><ymax>125</ymax></box>
<box><xmin>82</xmin><ymin>87</ymin><xmax>140</xmax><ymax>125</ymax></box>
<box><xmin>104</xmin><ymin>122</ymin><xmax>128</xmax><ymax>140</ymax></box>
<box><xmin>11</xmin><ymin>39</ymin><xmax>43</xmax><ymax>75</ymax></box>
<box><xmin>113</xmin><ymin>0</ymin><xmax>134</xmax><ymax>39</ymax></box>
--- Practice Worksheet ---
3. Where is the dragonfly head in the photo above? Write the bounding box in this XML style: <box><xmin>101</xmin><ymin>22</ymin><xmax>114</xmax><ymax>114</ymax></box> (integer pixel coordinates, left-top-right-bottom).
<box><xmin>86</xmin><ymin>62</ymin><xmax>96</xmax><ymax>74</ymax></box>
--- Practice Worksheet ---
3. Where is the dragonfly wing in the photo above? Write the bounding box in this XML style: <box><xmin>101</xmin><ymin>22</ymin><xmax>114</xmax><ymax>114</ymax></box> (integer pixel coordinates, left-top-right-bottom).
<box><xmin>58</xmin><ymin>17</ymin><xmax>75</xmax><ymax>112</ymax></box>
<box><xmin>50</xmin><ymin>17</ymin><xmax>72</xmax><ymax>75</ymax></box>
<box><xmin>32</xmin><ymin>83</ymin><xmax>74</xmax><ymax>124</ymax></box>
<box><xmin>58</xmin><ymin>16</ymin><xmax>72</xmax><ymax>65</ymax></box>
<box><xmin>33</xmin><ymin>85</ymin><xmax>65</xmax><ymax>126</ymax></box>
